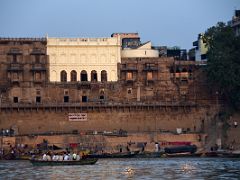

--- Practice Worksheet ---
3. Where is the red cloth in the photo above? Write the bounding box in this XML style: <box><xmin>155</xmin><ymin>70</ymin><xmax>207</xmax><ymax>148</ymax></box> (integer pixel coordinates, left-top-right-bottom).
<box><xmin>69</xmin><ymin>143</ymin><xmax>78</xmax><ymax>148</ymax></box>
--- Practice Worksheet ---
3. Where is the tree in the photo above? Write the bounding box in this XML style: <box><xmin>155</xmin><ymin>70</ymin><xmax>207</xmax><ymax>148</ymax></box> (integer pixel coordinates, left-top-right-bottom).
<box><xmin>204</xmin><ymin>22</ymin><xmax>240</xmax><ymax>109</ymax></box>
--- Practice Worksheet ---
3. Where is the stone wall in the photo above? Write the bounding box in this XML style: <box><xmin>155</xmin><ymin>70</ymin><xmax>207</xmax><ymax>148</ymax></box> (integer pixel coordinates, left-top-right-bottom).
<box><xmin>0</xmin><ymin>106</ymin><xmax>213</xmax><ymax>135</ymax></box>
<box><xmin>0</xmin><ymin>133</ymin><xmax>204</xmax><ymax>152</ymax></box>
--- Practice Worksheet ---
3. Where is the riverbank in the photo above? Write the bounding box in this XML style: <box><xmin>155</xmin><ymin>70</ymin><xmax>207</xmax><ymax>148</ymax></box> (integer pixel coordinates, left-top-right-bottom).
<box><xmin>0</xmin><ymin>132</ymin><xmax>205</xmax><ymax>157</ymax></box>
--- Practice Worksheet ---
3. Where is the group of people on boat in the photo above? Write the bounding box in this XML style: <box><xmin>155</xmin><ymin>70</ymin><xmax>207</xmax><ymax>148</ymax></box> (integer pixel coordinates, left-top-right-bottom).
<box><xmin>41</xmin><ymin>151</ymin><xmax>83</xmax><ymax>161</ymax></box>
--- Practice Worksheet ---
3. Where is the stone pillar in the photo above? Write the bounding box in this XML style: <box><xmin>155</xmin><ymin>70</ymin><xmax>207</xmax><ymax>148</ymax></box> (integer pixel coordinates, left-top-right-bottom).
<box><xmin>98</xmin><ymin>70</ymin><xmax>101</xmax><ymax>82</ymax></box>
<box><xmin>137</xmin><ymin>84</ymin><xmax>141</xmax><ymax>101</ymax></box>
<box><xmin>88</xmin><ymin>71</ymin><xmax>91</xmax><ymax>82</ymax></box>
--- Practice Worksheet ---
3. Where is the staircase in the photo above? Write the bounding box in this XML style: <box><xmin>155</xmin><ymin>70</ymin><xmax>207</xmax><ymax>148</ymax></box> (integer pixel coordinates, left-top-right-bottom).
<box><xmin>204</xmin><ymin>111</ymin><xmax>219</xmax><ymax>151</ymax></box>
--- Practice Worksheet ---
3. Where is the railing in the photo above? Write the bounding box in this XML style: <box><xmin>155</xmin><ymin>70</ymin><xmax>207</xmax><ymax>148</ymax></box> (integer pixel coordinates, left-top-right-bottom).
<box><xmin>0</xmin><ymin>37</ymin><xmax>46</xmax><ymax>42</ymax></box>
<box><xmin>31</xmin><ymin>64</ymin><xmax>47</xmax><ymax>71</ymax></box>
<box><xmin>143</xmin><ymin>67</ymin><xmax>159</xmax><ymax>71</ymax></box>
<box><xmin>48</xmin><ymin>37</ymin><xmax>119</xmax><ymax>46</ymax></box>
<box><xmin>120</xmin><ymin>66</ymin><xmax>138</xmax><ymax>71</ymax></box>
<box><xmin>0</xmin><ymin>101</ymin><xmax>198</xmax><ymax>109</ymax></box>
<box><xmin>10</xmin><ymin>78</ymin><xmax>20</xmax><ymax>82</ymax></box>
<box><xmin>7</xmin><ymin>63</ymin><xmax>23</xmax><ymax>71</ymax></box>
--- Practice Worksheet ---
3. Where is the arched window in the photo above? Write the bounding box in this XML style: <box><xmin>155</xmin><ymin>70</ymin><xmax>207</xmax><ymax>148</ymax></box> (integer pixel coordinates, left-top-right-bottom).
<box><xmin>176</xmin><ymin>67</ymin><xmax>181</xmax><ymax>73</ymax></box>
<box><xmin>60</xmin><ymin>70</ymin><xmax>67</xmax><ymax>82</ymax></box>
<box><xmin>35</xmin><ymin>72</ymin><xmax>41</xmax><ymax>81</ymax></box>
<box><xmin>170</xmin><ymin>67</ymin><xmax>174</xmax><ymax>73</ymax></box>
<box><xmin>91</xmin><ymin>70</ymin><xmax>97</xmax><ymax>82</ymax></box>
<box><xmin>101</xmin><ymin>70</ymin><xmax>107</xmax><ymax>82</ymax></box>
<box><xmin>81</xmin><ymin>70</ymin><xmax>88</xmax><ymax>81</ymax></box>
<box><xmin>71</xmin><ymin>70</ymin><xmax>77</xmax><ymax>82</ymax></box>
<box><xmin>182</xmin><ymin>68</ymin><xmax>187</xmax><ymax>72</ymax></box>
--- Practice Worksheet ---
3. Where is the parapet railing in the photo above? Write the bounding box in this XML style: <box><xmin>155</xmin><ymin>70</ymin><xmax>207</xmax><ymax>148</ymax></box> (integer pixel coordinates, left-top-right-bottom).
<box><xmin>0</xmin><ymin>37</ymin><xmax>46</xmax><ymax>41</ymax></box>
<box><xmin>0</xmin><ymin>101</ymin><xmax>198</xmax><ymax>109</ymax></box>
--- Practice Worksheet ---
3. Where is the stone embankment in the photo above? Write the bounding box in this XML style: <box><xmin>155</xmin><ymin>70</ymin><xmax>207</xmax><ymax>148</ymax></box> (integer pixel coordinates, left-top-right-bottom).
<box><xmin>0</xmin><ymin>132</ymin><xmax>204</xmax><ymax>153</ymax></box>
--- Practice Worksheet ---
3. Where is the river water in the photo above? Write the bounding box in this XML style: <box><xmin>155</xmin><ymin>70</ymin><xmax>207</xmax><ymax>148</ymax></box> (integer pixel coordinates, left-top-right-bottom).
<box><xmin>0</xmin><ymin>158</ymin><xmax>240</xmax><ymax>180</ymax></box>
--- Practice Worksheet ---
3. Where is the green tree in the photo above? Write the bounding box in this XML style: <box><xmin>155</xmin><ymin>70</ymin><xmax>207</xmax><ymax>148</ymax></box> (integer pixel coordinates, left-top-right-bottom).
<box><xmin>204</xmin><ymin>22</ymin><xmax>240</xmax><ymax>109</ymax></box>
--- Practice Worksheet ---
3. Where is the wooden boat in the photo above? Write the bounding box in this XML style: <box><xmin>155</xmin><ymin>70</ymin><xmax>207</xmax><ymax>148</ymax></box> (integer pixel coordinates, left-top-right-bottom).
<box><xmin>134</xmin><ymin>151</ymin><xmax>163</xmax><ymax>158</ymax></box>
<box><xmin>205</xmin><ymin>151</ymin><xmax>240</xmax><ymax>158</ymax></box>
<box><xmin>205</xmin><ymin>151</ymin><xmax>220</xmax><ymax>157</ymax></box>
<box><xmin>222</xmin><ymin>152</ymin><xmax>240</xmax><ymax>158</ymax></box>
<box><xmin>87</xmin><ymin>151</ymin><xmax>139</xmax><ymax>158</ymax></box>
<box><xmin>164</xmin><ymin>145</ymin><xmax>197</xmax><ymax>154</ymax></box>
<box><xmin>165</xmin><ymin>152</ymin><xmax>203</xmax><ymax>158</ymax></box>
<box><xmin>30</xmin><ymin>158</ymin><xmax>98</xmax><ymax>166</ymax></box>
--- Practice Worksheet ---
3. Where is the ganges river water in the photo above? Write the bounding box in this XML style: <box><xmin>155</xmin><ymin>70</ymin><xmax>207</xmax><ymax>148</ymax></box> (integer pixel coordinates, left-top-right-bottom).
<box><xmin>0</xmin><ymin>158</ymin><xmax>240</xmax><ymax>180</ymax></box>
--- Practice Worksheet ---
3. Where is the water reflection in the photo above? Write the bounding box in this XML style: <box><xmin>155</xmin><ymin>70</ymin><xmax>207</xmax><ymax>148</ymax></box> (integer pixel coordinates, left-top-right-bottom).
<box><xmin>0</xmin><ymin>158</ymin><xmax>240</xmax><ymax>180</ymax></box>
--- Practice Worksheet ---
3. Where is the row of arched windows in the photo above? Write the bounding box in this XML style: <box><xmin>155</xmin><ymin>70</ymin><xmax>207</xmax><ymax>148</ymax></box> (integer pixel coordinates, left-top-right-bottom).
<box><xmin>60</xmin><ymin>70</ymin><xmax>107</xmax><ymax>82</ymax></box>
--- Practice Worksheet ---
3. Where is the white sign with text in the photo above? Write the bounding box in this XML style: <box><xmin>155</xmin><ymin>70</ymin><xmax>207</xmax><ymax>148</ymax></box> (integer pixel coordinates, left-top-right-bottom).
<box><xmin>68</xmin><ymin>113</ymin><xmax>87</xmax><ymax>121</ymax></box>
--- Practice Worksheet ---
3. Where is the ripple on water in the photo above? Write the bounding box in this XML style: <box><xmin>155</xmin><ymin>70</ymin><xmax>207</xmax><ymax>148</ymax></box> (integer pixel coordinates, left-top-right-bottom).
<box><xmin>0</xmin><ymin>158</ymin><xmax>240</xmax><ymax>180</ymax></box>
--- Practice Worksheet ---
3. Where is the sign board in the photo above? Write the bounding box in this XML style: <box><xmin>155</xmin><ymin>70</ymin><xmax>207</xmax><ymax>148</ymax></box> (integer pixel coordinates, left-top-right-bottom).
<box><xmin>68</xmin><ymin>113</ymin><xmax>87</xmax><ymax>121</ymax></box>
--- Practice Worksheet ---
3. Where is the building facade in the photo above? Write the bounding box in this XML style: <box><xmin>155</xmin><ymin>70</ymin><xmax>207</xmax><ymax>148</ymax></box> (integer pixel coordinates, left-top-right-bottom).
<box><xmin>121</xmin><ymin>41</ymin><xmax>159</xmax><ymax>58</ymax></box>
<box><xmin>0</xmin><ymin>38</ymin><xmax>48</xmax><ymax>104</ymax></box>
<box><xmin>193</xmin><ymin>33</ymin><xmax>207</xmax><ymax>61</ymax></box>
<box><xmin>229</xmin><ymin>10</ymin><xmax>240</xmax><ymax>36</ymax></box>
<box><xmin>0</xmin><ymin>35</ymin><xmax>216</xmax><ymax>136</ymax></box>
<box><xmin>47</xmin><ymin>36</ymin><xmax>121</xmax><ymax>82</ymax></box>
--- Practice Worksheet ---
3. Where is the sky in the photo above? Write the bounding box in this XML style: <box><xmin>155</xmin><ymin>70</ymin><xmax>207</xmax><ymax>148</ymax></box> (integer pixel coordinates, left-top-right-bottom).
<box><xmin>0</xmin><ymin>0</ymin><xmax>239</xmax><ymax>50</ymax></box>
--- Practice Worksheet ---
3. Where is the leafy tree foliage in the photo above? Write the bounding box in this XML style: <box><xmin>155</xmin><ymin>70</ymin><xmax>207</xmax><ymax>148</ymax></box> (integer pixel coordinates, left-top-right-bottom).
<box><xmin>204</xmin><ymin>22</ymin><xmax>240</xmax><ymax>109</ymax></box>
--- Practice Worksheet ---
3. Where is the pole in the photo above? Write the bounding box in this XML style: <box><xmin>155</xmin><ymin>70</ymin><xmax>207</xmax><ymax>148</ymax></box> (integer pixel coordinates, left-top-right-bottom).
<box><xmin>216</xmin><ymin>91</ymin><xmax>221</xmax><ymax>149</ymax></box>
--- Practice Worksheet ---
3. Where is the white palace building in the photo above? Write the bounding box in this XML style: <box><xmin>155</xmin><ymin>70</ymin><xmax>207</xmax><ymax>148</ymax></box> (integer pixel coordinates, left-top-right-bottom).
<box><xmin>47</xmin><ymin>36</ymin><xmax>121</xmax><ymax>82</ymax></box>
<box><xmin>47</xmin><ymin>33</ymin><xmax>159</xmax><ymax>82</ymax></box>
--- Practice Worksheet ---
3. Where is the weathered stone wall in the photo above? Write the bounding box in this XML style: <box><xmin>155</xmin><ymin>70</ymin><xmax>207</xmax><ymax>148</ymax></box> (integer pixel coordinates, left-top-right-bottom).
<box><xmin>0</xmin><ymin>107</ymin><xmax>213</xmax><ymax>135</ymax></box>
<box><xmin>0</xmin><ymin>38</ymin><xmax>48</xmax><ymax>103</ymax></box>
<box><xmin>1</xmin><ymin>57</ymin><xmax>213</xmax><ymax>105</ymax></box>
<box><xmin>0</xmin><ymin>133</ymin><xmax>204</xmax><ymax>152</ymax></box>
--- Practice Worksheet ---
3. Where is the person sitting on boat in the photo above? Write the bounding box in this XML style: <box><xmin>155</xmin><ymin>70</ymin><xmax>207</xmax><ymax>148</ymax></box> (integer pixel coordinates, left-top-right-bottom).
<box><xmin>42</xmin><ymin>153</ymin><xmax>47</xmax><ymax>161</ymax></box>
<box><xmin>76</xmin><ymin>154</ymin><xmax>81</xmax><ymax>161</ymax></box>
<box><xmin>58</xmin><ymin>153</ymin><xmax>64</xmax><ymax>161</ymax></box>
<box><xmin>52</xmin><ymin>153</ymin><xmax>58</xmax><ymax>161</ymax></box>
<box><xmin>68</xmin><ymin>153</ymin><xmax>73</xmax><ymax>160</ymax></box>
<box><xmin>63</xmin><ymin>152</ymin><xmax>69</xmax><ymax>161</ymax></box>
<box><xmin>72</xmin><ymin>152</ymin><xmax>77</xmax><ymax>160</ymax></box>
<box><xmin>46</xmin><ymin>152</ymin><xmax>51</xmax><ymax>161</ymax></box>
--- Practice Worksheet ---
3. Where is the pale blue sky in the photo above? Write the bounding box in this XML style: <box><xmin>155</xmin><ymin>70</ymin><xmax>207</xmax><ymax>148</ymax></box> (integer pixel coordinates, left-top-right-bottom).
<box><xmin>0</xmin><ymin>0</ymin><xmax>239</xmax><ymax>49</ymax></box>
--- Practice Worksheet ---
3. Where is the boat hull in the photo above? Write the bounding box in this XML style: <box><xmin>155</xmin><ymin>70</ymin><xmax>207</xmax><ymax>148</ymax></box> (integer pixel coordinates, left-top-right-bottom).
<box><xmin>165</xmin><ymin>152</ymin><xmax>203</xmax><ymax>158</ymax></box>
<box><xmin>30</xmin><ymin>158</ymin><xmax>98</xmax><ymax>166</ymax></box>
<box><xmin>134</xmin><ymin>152</ymin><xmax>163</xmax><ymax>158</ymax></box>
<box><xmin>205</xmin><ymin>151</ymin><xmax>240</xmax><ymax>158</ymax></box>
<box><xmin>87</xmin><ymin>151</ymin><xmax>139</xmax><ymax>158</ymax></box>
<box><xmin>164</xmin><ymin>145</ymin><xmax>197</xmax><ymax>154</ymax></box>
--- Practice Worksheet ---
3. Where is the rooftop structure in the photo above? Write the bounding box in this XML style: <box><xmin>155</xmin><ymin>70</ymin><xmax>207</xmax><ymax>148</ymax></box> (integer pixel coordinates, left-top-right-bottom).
<box><xmin>192</xmin><ymin>33</ymin><xmax>207</xmax><ymax>61</ymax></box>
<box><xmin>121</xmin><ymin>41</ymin><xmax>159</xmax><ymax>58</ymax></box>
<box><xmin>111</xmin><ymin>33</ymin><xmax>141</xmax><ymax>49</ymax></box>
<box><xmin>229</xmin><ymin>10</ymin><xmax>240</xmax><ymax>36</ymax></box>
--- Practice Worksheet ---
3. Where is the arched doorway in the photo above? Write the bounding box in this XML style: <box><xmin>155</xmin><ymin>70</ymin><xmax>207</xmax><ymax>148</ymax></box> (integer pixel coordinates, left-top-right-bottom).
<box><xmin>101</xmin><ymin>70</ymin><xmax>107</xmax><ymax>82</ymax></box>
<box><xmin>71</xmin><ymin>70</ymin><xmax>77</xmax><ymax>82</ymax></box>
<box><xmin>91</xmin><ymin>70</ymin><xmax>98</xmax><ymax>82</ymax></box>
<box><xmin>81</xmin><ymin>70</ymin><xmax>88</xmax><ymax>81</ymax></box>
<box><xmin>60</xmin><ymin>70</ymin><xmax>67</xmax><ymax>82</ymax></box>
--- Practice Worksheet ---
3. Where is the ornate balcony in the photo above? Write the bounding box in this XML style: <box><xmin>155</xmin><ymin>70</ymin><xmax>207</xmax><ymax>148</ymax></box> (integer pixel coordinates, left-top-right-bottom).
<box><xmin>31</xmin><ymin>64</ymin><xmax>47</xmax><ymax>71</ymax></box>
<box><xmin>120</xmin><ymin>65</ymin><xmax>138</xmax><ymax>71</ymax></box>
<box><xmin>143</xmin><ymin>66</ymin><xmax>159</xmax><ymax>71</ymax></box>
<box><xmin>7</xmin><ymin>63</ymin><xmax>23</xmax><ymax>71</ymax></box>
